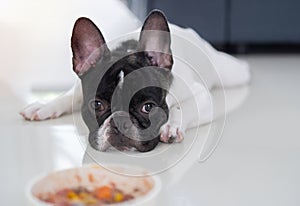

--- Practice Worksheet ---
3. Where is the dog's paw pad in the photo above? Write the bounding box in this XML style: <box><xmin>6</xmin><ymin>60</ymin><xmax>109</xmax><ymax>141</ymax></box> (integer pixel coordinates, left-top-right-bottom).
<box><xmin>160</xmin><ymin>124</ymin><xmax>184</xmax><ymax>143</ymax></box>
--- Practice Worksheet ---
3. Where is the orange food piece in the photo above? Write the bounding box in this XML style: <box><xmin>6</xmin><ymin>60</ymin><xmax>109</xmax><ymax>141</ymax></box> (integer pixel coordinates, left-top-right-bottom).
<box><xmin>75</xmin><ymin>174</ymin><xmax>82</xmax><ymax>183</ymax></box>
<box><xmin>88</xmin><ymin>173</ymin><xmax>94</xmax><ymax>182</ymax></box>
<box><xmin>95</xmin><ymin>186</ymin><xmax>112</xmax><ymax>200</ymax></box>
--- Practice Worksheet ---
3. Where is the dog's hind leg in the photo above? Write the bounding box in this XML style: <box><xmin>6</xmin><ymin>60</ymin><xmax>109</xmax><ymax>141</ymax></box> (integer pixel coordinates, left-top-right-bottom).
<box><xmin>170</xmin><ymin>24</ymin><xmax>251</xmax><ymax>88</ymax></box>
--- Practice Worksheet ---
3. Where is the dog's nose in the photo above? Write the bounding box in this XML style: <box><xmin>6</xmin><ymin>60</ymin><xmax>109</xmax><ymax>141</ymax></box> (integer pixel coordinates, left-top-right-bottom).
<box><xmin>111</xmin><ymin>114</ymin><xmax>132</xmax><ymax>134</ymax></box>
<box><xmin>122</xmin><ymin>121</ymin><xmax>131</xmax><ymax>130</ymax></box>
<box><xmin>116</xmin><ymin>120</ymin><xmax>131</xmax><ymax>132</ymax></box>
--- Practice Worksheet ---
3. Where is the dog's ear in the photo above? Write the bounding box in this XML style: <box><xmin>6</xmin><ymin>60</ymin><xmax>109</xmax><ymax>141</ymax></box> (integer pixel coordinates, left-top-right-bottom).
<box><xmin>71</xmin><ymin>17</ymin><xmax>110</xmax><ymax>75</ymax></box>
<box><xmin>138</xmin><ymin>10</ymin><xmax>173</xmax><ymax>70</ymax></box>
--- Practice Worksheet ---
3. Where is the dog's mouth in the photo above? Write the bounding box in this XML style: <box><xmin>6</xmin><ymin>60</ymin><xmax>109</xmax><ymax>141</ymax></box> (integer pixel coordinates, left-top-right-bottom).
<box><xmin>89</xmin><ymin>132</ymin><xmax>160</xmax><ymax>153</ymax></box>
<box><xmin>89</xmin><ymin>112</ymin><xmax>160</xmax><ymax>152</ymax></box>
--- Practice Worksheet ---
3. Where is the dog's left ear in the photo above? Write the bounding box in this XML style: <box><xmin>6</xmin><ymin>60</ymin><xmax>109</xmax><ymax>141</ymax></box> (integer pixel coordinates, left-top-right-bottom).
<box><xmin>138</xmin><ymin>10</ymin><xmax>173</xmax><ymax>70</ymax></box>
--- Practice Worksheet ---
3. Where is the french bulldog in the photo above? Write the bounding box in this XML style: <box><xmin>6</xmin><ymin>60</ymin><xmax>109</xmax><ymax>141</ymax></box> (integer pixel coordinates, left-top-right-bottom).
<box><xmin>20</xmin><ymin>10</ymin><xmax>250</xmax><ymax>152</ymax></box>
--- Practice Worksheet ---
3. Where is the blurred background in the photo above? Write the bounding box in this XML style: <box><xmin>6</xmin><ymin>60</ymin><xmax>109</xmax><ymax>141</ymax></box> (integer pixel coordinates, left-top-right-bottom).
<box><xmin>0</xmin><ymin>0</ymin><xmax>141</xmax><ymax>99</ymax></box>
<box><xmin>126</xmin><ymin>0</ymin><xmax>300</xmax><ymax>53</ymax></box>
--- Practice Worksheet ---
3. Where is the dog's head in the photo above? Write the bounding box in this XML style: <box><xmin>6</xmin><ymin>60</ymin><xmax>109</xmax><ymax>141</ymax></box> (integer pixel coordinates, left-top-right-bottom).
<box><xmin>71</xmin><ymin>10</ymin><xmax>173</xmax><ymax>152</ymax></box>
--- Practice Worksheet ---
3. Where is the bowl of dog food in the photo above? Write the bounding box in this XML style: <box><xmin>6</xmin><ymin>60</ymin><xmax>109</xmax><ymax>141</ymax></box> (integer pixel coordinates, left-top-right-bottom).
<box><xmin>26</xmin><ymin>164</ymin><xmax>161</xmax><ymax>206</ymax></box>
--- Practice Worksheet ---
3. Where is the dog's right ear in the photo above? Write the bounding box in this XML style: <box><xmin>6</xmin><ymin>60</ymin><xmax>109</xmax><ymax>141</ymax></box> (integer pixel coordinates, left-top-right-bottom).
<box><xmin>71</xmin><ymin>17</ymin><xmax>110</xmax><ymax>76</ymax></box>
<box><xmin>138</xmin><ymin>10</ymin><xmax>173</xmax><ymax>70</ymax></box>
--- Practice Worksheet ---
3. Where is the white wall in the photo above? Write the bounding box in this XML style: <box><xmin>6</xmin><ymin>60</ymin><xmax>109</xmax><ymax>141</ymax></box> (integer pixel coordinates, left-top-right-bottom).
<box><xmin>0</xmin><ymin>0</ymin><xmax>140</xmax><ymax>99</ymax></box>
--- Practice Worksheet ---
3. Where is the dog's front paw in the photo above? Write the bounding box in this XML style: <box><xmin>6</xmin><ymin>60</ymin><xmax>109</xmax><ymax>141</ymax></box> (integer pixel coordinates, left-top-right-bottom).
<box><xmin>160</xmin><ymin>124</ymin><xmax>184</xmax><ymax>143</ymax></box>
<box><xmin>19</xmin><ymin>101</ymin><xmax>65</xmax><ymax>121</ymax></box>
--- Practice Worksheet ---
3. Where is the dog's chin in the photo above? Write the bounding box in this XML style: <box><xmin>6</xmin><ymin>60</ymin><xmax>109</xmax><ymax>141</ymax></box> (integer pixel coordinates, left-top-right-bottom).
<box><xmin>91</xmin><ymin>133</ymin><xmax>160</xmax><ymax>153</ymax></box>
<box><xmin>92</xmin><ymin>141</ymin><xmax>135</xmax><ymax>152</ymax></box>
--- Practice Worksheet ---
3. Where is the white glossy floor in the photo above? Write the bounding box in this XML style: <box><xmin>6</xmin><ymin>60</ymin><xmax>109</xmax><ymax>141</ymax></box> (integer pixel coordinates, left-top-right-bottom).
<box><xmin>1</xmin><ymin>55</ymin><xmax>300</xmax><ymax>205</ymax></box>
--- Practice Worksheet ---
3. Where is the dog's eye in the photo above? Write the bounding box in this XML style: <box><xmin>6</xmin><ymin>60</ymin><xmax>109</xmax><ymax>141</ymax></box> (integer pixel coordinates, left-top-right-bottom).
<box><xmin>141</xmin><ymin>102</ymin><xmax>156</xmax><ymax>114</ymax></box>
<box><xmin>90</xmin><ymin>99</ymin><xmax>105</xmax><ymax>111</ymax></box>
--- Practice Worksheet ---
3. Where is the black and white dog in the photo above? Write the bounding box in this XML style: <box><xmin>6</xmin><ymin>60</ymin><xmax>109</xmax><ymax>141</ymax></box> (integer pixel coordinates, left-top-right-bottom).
<box><xmin>20</xmin><ymin>10</ymin><xmax>250</xmax><ymax>152</ymax></box>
